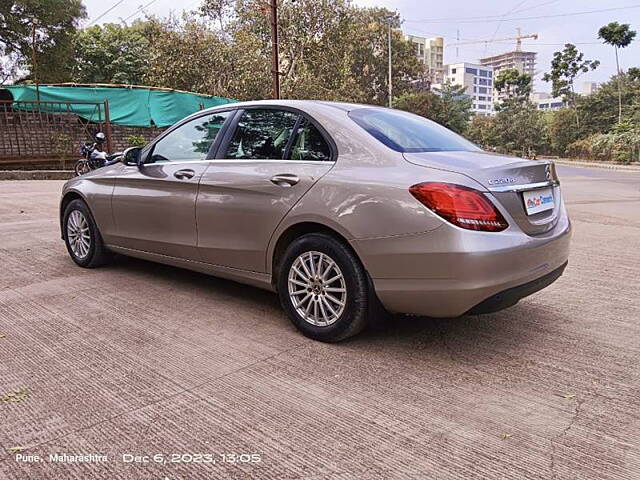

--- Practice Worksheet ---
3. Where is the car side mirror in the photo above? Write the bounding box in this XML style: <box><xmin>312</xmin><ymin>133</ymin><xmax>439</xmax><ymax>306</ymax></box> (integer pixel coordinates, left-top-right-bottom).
<box><xmin>122</xmin><ymin>147</ymin><xmax>142</xmax><ymax>167</ymax></box>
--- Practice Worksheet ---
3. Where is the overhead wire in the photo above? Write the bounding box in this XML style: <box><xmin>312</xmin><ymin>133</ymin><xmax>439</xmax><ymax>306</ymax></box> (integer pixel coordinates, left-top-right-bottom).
<box><xmin>87</xmin><ymin>0</ymin><xmax>127</xmax><ymax>26</ymax></box>
<box><xmin>122</xmin><ymin>0</ymin><xmax>161</xmax><ymax>23</ymax></box>
<box><xmin>405</xmin><ymin>4</ymin><xmax>640</xmax><ymax>24</ymax></box>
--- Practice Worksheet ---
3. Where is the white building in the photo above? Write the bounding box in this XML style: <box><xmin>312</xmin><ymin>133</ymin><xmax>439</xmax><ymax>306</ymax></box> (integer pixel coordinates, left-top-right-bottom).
<box><xmin>582</xmin><ymin>81</ymin><xmax>600</xmax><ymax>95</ymax></box>
<box><xmin>443</xmin><ymin>62</ymin><xmax>495</xmax><ymax>115</ymax></box>
<box><xmin>531</xmin><ymin>92</ymin><xmax>566</xmax><ymax>111</ymax></box>
<box><xmin>406</xmin><ymin>35</ymin><xmax>444</xmax><ymax>84</ymax></box>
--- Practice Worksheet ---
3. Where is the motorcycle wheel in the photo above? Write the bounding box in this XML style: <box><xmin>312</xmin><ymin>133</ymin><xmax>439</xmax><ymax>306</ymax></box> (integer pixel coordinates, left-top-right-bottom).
<box><xmin>74</xmin><ymin>160</ymin><xmax>91</xmax><ymax>176</ymax></box>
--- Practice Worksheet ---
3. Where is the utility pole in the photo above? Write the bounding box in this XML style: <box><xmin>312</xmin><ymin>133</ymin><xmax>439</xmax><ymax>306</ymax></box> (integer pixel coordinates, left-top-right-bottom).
<box><xmin>387</xmin><ymin>21</ymin><xmax>392</xmax><ymax>108</ymax></box>
<box><xmin>269</xmin><ymin>0</ymin><xmax>280</xmax><ymax>99</ymax></box>
<box><xmin>31</xmin><ymin>20</ymin><xmax>40</xmax><ymax>102</ymax></box>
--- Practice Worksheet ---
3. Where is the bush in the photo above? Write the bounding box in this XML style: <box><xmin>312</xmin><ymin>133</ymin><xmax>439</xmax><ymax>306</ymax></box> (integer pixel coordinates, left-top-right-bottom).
<box><xmin>464</xmin><ymin>104</ymin><xmax>546</xmax><ymax>157</ymax></box>
<box><xmin>125</xmin><ymin>134</ymin><xmax>147</xmax><ymax>147</ymax></box>
<box><xmin>567</xmin><ymin>130</ymin><xmax>640</xmax><ymax>164</ymax></box>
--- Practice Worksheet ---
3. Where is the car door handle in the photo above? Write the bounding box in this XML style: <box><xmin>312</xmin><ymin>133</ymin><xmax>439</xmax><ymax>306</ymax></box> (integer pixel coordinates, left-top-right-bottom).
<box><xmin>270</xmin><ymin>174</ymin><xmax>299</xmax><ymax>187</ymax></box>
<box><xmin>174</xmin><ymin>169</ymin><xmax>195</xmax><ymax>180</ymax></box>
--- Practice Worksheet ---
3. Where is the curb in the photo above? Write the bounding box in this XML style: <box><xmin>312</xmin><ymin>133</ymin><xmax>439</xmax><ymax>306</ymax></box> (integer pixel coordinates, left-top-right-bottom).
<box><xmin>0</xmin><ymin>170</ymin><xmax>74</xmax><ymax>180</ymax></box>
<box><xmin>551</xmin><ymin>160</ymin><xmax>640</xmax><ymax>172</ymax></box>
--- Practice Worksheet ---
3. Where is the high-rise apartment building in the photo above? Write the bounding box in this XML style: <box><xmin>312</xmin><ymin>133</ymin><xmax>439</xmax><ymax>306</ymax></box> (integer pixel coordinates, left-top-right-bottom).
<box><xmin>480</xmin><ymin>50</ymin><xmax>536</xmax><ymax>78</ymax></box>
<box><xmin>443</xmin><ymin>62</ymin><xmax>495</xmax><ymax>116</ymax></box>
<box><xmin>479</xmin><ymin>50</ymin><xmax>536</xmax><ymax>102</ymax></box>
<box><xmin>406</xmin><ymin>35</ymin><xmax>444</xmax><ymax>84</ymax></box>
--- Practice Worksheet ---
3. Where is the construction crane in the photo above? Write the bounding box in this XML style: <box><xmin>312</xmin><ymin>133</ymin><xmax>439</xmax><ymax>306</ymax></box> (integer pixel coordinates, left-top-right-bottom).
<box><xmin>448</xmin><ymin>28</ymin><xmax>538</xmax><ymax>52</ymax></box>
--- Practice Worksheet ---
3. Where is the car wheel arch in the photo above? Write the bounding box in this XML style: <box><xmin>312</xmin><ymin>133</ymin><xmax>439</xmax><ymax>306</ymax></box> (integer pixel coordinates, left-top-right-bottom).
<box><xmin>60</xmin><ymin>191</ymin><xmax>88</xmax><ymax>238</ymax></box>
<box><xmin>270</xmin><ymin>221</ymin><xmax>366</xmax><ymax>290</ymax></box>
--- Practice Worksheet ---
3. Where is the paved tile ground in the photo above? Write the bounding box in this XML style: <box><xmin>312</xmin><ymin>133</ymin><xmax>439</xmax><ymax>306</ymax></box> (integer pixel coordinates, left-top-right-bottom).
<box><xmin>0</xmin><ymin>165</ymin><xmax>639</xmax><ymax>479</ymax></box>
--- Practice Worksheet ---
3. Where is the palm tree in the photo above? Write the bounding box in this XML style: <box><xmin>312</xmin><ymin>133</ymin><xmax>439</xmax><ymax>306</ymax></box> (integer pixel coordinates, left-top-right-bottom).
<box><xmin>598</xmin><ymin>22</ymin><xmax>637</xmax><ymax>123</ymax></box>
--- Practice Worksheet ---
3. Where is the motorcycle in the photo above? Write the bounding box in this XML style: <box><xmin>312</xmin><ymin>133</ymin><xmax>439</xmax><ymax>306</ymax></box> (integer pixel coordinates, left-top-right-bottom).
<box><xmin>74</xmin><ymin>132</ymin><xmax>123</xmax><ymax>176</ymax></box>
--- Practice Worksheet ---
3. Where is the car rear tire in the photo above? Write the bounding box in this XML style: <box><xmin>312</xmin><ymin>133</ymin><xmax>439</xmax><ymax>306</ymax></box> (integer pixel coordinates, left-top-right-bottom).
<box><xmin>63</xmin><ymin>199</ymin><xmax>110</xmax><ymax>268</ymax></box>
<box><xmin>278</xmin><ymin>233</ymin><xmax>369</xmax><ymax>342</ymax></box>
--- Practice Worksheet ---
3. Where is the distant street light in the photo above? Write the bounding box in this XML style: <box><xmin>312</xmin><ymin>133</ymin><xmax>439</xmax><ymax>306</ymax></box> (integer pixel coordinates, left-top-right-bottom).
<box><xmin>385</xmin><ymin>14</ymin><xmax>398</xmax><ymax>108</ymax></box>
<box><xmin>31</xmin><ymin>19</ymin><xmax>40</xmax><ymax>102</ymax></box>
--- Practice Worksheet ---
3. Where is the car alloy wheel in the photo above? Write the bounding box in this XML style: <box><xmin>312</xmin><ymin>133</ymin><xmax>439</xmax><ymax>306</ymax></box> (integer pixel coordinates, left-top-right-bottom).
<box><xmin>278</xmin><ymin>233</ymin><xmax>372</xmax><ymax>342</ymax></box>
<box><xmin>287</xmin><ymin>251</ymin><xmax>347</xmax><ymax>326</ymax></box>
<box><xmin>66</xmin><ymin>210</ymin><xmax>91</xmax><ymax>259</ymax></box>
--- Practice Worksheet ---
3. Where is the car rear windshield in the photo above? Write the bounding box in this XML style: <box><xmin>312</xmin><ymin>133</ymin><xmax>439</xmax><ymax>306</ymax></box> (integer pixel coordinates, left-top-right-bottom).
<box><xmin>348</xmin><ymin>108</ymin><xmax>481</xmax><ymax>153</ymax></box>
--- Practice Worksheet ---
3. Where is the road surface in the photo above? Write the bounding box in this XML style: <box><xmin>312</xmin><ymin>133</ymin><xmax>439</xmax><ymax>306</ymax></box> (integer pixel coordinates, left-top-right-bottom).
<box><xmin>0</xmin><ymin>164</ymin><xmax>638</xmax><ymax>479</ymax></box>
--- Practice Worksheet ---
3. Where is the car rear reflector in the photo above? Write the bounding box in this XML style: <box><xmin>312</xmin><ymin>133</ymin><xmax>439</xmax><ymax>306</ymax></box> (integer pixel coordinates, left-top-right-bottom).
<box><xmin>409</xmin><ymin>182</ymin><xmax>508</xmax><ymax>232</ymax></box>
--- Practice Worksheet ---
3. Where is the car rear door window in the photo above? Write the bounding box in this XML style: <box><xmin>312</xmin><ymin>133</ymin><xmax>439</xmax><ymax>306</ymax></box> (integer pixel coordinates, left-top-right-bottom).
<box><xmin>225</xmin><ymin>109</ymin><xmax>298</xmax><ymax>160</ymax></box>
<box><xmin>288</xmin><ymin>120</ymin><xmax>332</xmax><ymax>162</ymax></box>
<box><xmin>151</xmin><ymin>111</ymin><xmax>231</xmax><ymax>162</ymax></box>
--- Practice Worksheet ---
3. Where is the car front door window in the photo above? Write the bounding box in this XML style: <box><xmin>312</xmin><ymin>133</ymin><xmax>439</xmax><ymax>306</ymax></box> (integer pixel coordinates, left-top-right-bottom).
<box><xmin>151</xmin><ymin>111</ymin><xmax>231</xmax><ymax>163</ymax></box>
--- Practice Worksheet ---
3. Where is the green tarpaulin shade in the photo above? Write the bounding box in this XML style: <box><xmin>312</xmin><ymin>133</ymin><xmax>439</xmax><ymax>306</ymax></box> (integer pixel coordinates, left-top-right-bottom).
<box><xmin>3</xmin><ymin>85</ymin><xmax>237</xmax><ymax>128</ymax></box>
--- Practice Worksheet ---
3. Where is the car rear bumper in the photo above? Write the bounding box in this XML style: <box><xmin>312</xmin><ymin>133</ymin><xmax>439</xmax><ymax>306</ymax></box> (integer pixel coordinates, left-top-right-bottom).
<box><xmin>353</xmin><ymin>212</ymin><xmax>571</xmax><ymax>317</ymax></box>
<box><xmin>466</xmin><ymin>261</ymin><xmax>567</xmax><ymax>315</ymax></box>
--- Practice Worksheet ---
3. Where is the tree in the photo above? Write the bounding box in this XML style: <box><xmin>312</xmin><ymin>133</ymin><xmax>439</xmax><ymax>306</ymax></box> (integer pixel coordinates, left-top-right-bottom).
<box><xmin>72</xmin><ymin>24</ymin><xmax>150</xmax><ymax>85</ymax></box>
<box><xmin>141</xmin><ymin>16</ymin><xmax>248</xmax><ymax>97</ymax></box>
<box><xmin>598</xmin><ymin>22</ymin><xmax>637</xmax><ymax>123</ymax></box>
<box><xmin>253</xmin><ymin>0</ymin><xmax>360</xmax><ymax>101</ymax></box>
<box><xmin>543</xmin><ymin>43</ymin><xmax>600</xmax><ymax>129</ymax></box>
<box><xmin>234</xmin><ymin>1</ymin><xmax>422</xmax><ymax>104</ymax></box>
<box><xmin>393</xmin><ymin>82</ymin><xmax>472</xmax><ymax>134</ymax></box>
<box><xmin>0</xmin><ymin>0</ymin><xmax>86</xmax><ymax>83</ymax></box>
<box><xmin>340</xmin><ymin>7</ymin><xmax>422</xmax><ymax>106</ymax></box>
<box><xmin>194</xmin><ymin>0</ymin><xmax>423</xmax><ymax>103</ymax></box>
<box><xmin>0</xmin><ymin>53</ymin><xmax>20</xmax><ymax>85</ymax></box>
<box><xmin>465</xmin><ymin>115</ymin><xmax>499</xmax><ymax>150</ymax></box>
<box><xmin>498</xmin><ymin>104</ymin><xmax>546</xmax><ymax>157</ymax></box>
<box><xmin>544</xmin><ymin>108</ymin><xmax>580</xmax><ymax>156</ymax></box>
<box><xmin>199</xmin><ymin>0</ymin><xmax>235</xmax><ymax>33</ymax></box>
<box><xmin>433</xmin><ymin>82</ymin><xmax>472</xmax><ymax>133</ymax></box>
<box><xmin>577</xmin><ymin>74</ymin><xmax>640</xmax><ymax>134</ymax></box>
<box><xmin>393</xmin><ymin>91</ymin><xmax>440</xmax><ymax>118</ymax></box>
<box><xmin>494</xmin><ymin>68</ymin><xmax>532</xmax><ymax>110</ymax></box>
<box><xmin>465</xmin><ymin>69</ymin><xmax>544</xmax><ymax>156</ymax></box>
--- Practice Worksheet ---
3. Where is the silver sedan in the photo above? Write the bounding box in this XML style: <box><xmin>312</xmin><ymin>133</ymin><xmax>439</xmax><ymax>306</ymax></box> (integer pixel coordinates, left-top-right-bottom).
<box><xmin>60</xmin><ymin>100</ymin><xmax>571</xmax><ymax>342</ymax></box>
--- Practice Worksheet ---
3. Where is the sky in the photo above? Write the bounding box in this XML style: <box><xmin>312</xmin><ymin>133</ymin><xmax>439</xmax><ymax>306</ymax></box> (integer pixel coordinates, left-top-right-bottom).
<box><xmin>80</xmin><ymin>0</ymin><xmax>640</xmax><ymax>93</ymax></box>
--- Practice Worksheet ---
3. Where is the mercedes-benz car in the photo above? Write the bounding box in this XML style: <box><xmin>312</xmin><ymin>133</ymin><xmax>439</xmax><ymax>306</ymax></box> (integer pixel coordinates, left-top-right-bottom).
<box><xmin>60</xmin><ymin>100</ymin><xmax>571</xmax><ymax>342</ymax></box>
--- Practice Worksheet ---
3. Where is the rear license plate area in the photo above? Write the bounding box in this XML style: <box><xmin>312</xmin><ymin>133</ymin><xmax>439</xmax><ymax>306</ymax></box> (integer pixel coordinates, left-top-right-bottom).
<box><xmin>522</xmin><ymin>187</ymin><xmax>554</xmax><ymax>216</ymax></box>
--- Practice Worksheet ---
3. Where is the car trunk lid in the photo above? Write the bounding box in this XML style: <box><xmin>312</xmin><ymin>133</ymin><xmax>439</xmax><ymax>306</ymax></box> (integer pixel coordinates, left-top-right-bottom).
<box><xmin>403</xmin><ymin>151</ymin><xmax>560</xmax><ymax>235</ymax></box>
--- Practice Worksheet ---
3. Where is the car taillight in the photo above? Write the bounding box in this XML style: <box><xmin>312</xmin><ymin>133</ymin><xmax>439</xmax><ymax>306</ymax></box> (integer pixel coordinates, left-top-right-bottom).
<box><xmin>409</xmin><ymin>182</ymin><xmax>508</xmax><ymax>232</ymax></box>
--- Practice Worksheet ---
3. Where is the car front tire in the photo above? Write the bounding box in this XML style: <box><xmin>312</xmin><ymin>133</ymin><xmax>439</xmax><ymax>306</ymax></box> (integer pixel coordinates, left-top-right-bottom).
<box><xmin>278</xmin><ymin>233</ymin><xmax>369</xmax><ymax>342</ymax></box>
<box><xmin>63</xmin><ymin>199</ymin><xmax>110</xmax><ymax>268</ymax></box>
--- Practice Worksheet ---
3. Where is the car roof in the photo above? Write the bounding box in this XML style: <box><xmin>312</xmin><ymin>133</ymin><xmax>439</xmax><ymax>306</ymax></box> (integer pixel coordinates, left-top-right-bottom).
<box><xmin>312</xmin><ymin>101</ymin><xmax>377</xmax><ymax>111</ymax></box>
<box><xmin>198</xmin><ymin>99</ymin><xmax>383</xmax><ymax>116</ymax></box>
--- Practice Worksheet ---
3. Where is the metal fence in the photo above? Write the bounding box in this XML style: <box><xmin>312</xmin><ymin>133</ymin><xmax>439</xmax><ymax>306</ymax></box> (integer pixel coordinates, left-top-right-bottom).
<box><xmin>0</xmin><ymin>100</ymin><xmax>112</xmax><ymax>167</ymax></box>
